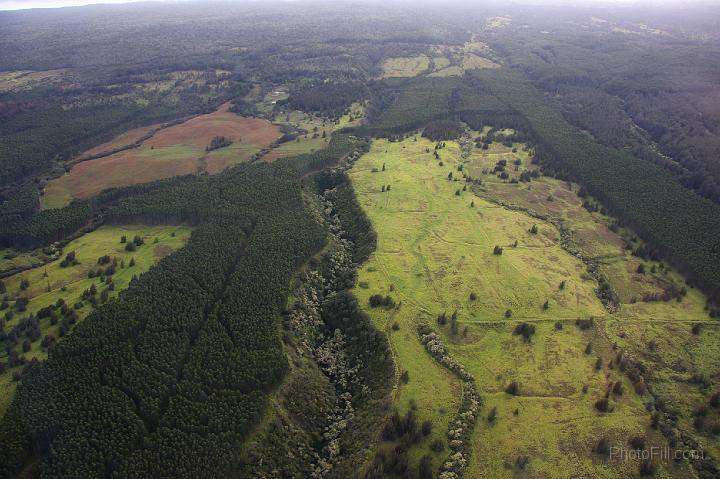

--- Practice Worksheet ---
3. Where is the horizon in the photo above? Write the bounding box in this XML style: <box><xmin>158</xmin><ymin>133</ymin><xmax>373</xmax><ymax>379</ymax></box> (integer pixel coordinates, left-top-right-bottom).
<box><xmin>1</xmin><ymin>0</ymin><xmax>718</xmax><ymax>11</ymax></box>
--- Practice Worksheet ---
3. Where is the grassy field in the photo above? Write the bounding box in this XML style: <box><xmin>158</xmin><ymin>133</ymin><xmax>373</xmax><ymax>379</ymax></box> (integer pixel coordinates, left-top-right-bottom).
<box><xmin>42</xmin><ymin>102</ymin><xmax>280</xmax><ymax>209</ymax></box>
<box><xmin>350</xmin><ymin>134</ymin><xmax>706</xmax><ymax>477</ymax></box>
<box><xmin>380</xmin><ymin>55</ymin><xmax>431</xmax><ymax>78</ymax></box>
<box><xmin>0</xmin><ymin>224</ymin><xmax>191</xmax><ymax>414</ymax></box>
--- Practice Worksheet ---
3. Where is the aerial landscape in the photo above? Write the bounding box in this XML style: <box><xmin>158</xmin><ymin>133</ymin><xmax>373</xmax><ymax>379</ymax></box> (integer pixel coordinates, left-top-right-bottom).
<box><xmin>0</xmin><ymin>0</ymin><xmax>720</xmax><ymax>477</ymax></box>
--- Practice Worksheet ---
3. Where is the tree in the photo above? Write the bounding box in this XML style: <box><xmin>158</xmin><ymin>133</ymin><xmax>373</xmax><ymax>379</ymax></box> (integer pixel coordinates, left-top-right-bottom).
<box><xmin>493</xmin><ymin>245</ymin><xmax>503</xmax><ymax>255</ymax></box>
<box><xmin>543</xmin><ymin>300</ymin><xmax>549</xmax><ymax>310</ymax></box>
<box><xmin>637</xmin><ymin>264</ymin><xmax>646</xmax><ymax>274</ymax></box>
<box><xmin>418</xmin><ymin>455</ymin><xmax>433</xmax><ymax>479</ymax></box>
<box><xmin>20</xmin><ymin>279</ymin><xmax>30</xmax><ymax>290</ymax></box>
<box><xmin>530</xmin><ymin>224</ymin><xmax>538</xmax><ymax>234</ymax></box>
<box><xmin>559</xmin><ymin>280</ymin><xmax>566</xmax><ymax>290</ymax></box>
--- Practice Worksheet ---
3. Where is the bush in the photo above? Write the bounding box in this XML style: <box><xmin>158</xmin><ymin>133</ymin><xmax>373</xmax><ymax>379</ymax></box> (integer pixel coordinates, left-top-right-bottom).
<box><xmin>488</xmin><ymin>406</ymin><xmax>497</xmax><ymax>422</ymax></box>
<box><xmin>629</xmin><ymin>436</ymin><xmax>645</xmax><ymax>450</ymax></box>
<box><xmin>595</xmin><ymin>398</ymin><xmax>610</xmax><ymax>412</ymax></box>
<box><xmin>421</xmin><ymin>420</ymin><xmax>432</xmax><ymax>436</ymax></box>
<box><xmin>430</xmin><ymin>439</ymin><xmax>445</xmax><ymax>452</ymax></box>
<box><xmin>513</xmin><ymin>322</ymin><xmax>536</xmax><ymax>342</ymax></box>
<box><xmin>594</xmin><ymin>437</ymin><xmax>610</xmax><ymax>456</ymax></box>
<box><xmin>505</xmin><ymin>381</ymin><xmax>520</xmax><ymax>396</ymax></box>
<box><xmin>639</xmin><ymin>460</ymin><xmax>656</xmax><ymax>476</ymax></box>
<box><xmin>400</xmin><ymin>371</ymin><xmax>409</xmax><ymax>384</ymax></box>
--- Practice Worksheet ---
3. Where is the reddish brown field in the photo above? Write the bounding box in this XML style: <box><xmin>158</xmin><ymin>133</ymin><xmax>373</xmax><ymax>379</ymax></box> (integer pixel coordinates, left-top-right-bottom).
<box><xmin>43</xmin><ymin>104</ymin><xmax>281</xmax><ymax>209</ymax></box>
<box><xmin>145</xmin><ymin>103</ymin><xmax>279</xmax><ymax>148</ymax></box>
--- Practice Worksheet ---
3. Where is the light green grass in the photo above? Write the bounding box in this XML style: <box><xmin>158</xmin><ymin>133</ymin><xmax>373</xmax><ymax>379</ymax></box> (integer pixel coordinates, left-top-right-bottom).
<box><xmin>350</xmin><ymin>134</ymin><xmax>699</xmax><ymax>477</ymax></box>
<box><xmin>0</xmin><ymin>224</ymin><xmax>191</xmax><ymax>414</ymax></box>
<box><xmin>0</xmin><ymin>248</ymin><xmax>55</xmax><ymax>275</ymax></box>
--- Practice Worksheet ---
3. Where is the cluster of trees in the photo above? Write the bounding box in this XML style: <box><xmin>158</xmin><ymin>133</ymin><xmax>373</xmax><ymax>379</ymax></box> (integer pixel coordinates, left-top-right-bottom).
<box><xmin>349</xmin><ymin>76</ymin><xmax>506</xmax><ymax>138</ymax></box>
<box><xmin>422</xmin><ymin>119</ymin><xmax>464</xmax><ymax>141</ymax></box>
<box><xmin>472</xmin><ymin>68</ymin><xmax>720</xmax><ymax>306</ymax></box>
<box><xmin>205</xmin><ymin>135</ymin><xmax>233</xmax><ymax>152</ymax></box>
<box><xmin>282</xmin><ymin>81</ymin><xmax>367</xmax><ymax>119</ymax></box>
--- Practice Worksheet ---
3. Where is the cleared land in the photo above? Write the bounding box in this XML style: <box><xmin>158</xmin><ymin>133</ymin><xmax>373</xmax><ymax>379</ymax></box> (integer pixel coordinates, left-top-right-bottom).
<box><xmin>350</xmin><ymin>133</ymin><xmax>706</xmax><ymax>478</ymax></box>
<box><xmin>0</xmin><ymin>224</ymin><xmax>191</xmax><ymax>414</ymax></box>
<box><xmin>42</xmin><ymin>103</ymin><xmax>281</xmax><ymax>208</ymax></box>
<box><xmin>381</xmin><ymin>56</ymin><xmax>431</xmax><ymax>78</ymax></box>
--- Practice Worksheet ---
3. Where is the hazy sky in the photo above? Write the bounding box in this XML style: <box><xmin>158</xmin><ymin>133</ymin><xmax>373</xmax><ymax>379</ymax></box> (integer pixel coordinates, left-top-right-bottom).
<box><xmin>0</xmin><ymin>0</ymin><xmax>712</xmax><ymax>10</ymax></box>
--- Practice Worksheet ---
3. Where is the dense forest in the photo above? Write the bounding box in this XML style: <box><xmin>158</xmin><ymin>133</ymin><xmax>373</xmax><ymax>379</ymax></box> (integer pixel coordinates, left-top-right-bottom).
<box><xmin>0</xmin><ymin>137</ymin><xmax>360</xmax><ymax>477</ymax></box>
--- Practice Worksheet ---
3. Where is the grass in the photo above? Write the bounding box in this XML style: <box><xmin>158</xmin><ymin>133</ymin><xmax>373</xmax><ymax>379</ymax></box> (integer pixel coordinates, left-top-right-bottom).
<box><xmin>350</xmin><ymin>133</ymin><xmax>704</xmax><ymax>477</ymax></box>
<box><xmin>0</xmin><ymin>224</ymin><xmax>191</xmax><ymax>415</ymax></box>
<box><xmin>380</xmin><ymin>55</ymin><xmax>431</xmax><ymax>78</ymax></box>
<box><xmin>0</xmin><ymin>248</ymin><xmax>55</xmax><ymax>275</ymax></box>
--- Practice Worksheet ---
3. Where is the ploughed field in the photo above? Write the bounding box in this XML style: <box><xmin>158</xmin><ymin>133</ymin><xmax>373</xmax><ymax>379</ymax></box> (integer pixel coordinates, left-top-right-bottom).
<box><xmin>350</xmin><ymin>133</ymin><xmax>713</xmax><ymax>478</ymax></box>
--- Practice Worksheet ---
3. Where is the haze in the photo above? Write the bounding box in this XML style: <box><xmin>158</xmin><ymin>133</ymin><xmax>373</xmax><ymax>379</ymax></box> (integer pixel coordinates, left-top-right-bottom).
<box><xmin>0</xmin><ymin>0</ymin><xmax>714</xmax><ymax>10</ymax></box>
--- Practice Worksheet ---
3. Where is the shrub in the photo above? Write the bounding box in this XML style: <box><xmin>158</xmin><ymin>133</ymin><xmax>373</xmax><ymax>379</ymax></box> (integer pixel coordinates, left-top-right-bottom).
<box><xmin>595</xmin><ymin>398</ymin><xmax>610</xmax><ymax>412</ymax></box>
<box><xmin>400</xmin><ymin>371</ymin><xmax>410</xmax><ymax>384</ymax></box>
<box><xmin>639</xmin><ymin>460</ymin><xmax>656</xmax><ymax>476</ymax></box>
<box><xmin>505</xmin><ymin>381</ymin><xmax>520</xmax><ymax>396</ymax></box>
<box><xmin>594</xmin><ymin>437</ymin><xmax>610</xmax><ymax>456</ymax></box>
<box><xmin>629</xmin><ymin>436</ymin><xmax>645</xmax><ymax>450</ymax></box>
<box><xmin>421</xmin><ymin>420</ymin><xmax>432</xmax><ymax>436</ymax></box>
<box><xmin>487</xmin><ymin>406</ymin><xmax>497</xmax><ymax>422</ymax></box>
<box><xmin>513</xmin><ymin>322</ymin><xmax>536</xmax><ymax>342</ymax></box>
<box><xmin>430</xmin><ymin>439</ymin><xmax>445</xmax><ymax>452</ymax></box>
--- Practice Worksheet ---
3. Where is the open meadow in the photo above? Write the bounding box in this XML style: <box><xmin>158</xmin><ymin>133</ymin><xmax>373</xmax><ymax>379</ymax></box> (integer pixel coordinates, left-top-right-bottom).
<box><xmin>350</xmin><ymin>133</ymin><xmax>710</xmax><ymax>478</ymax></box>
